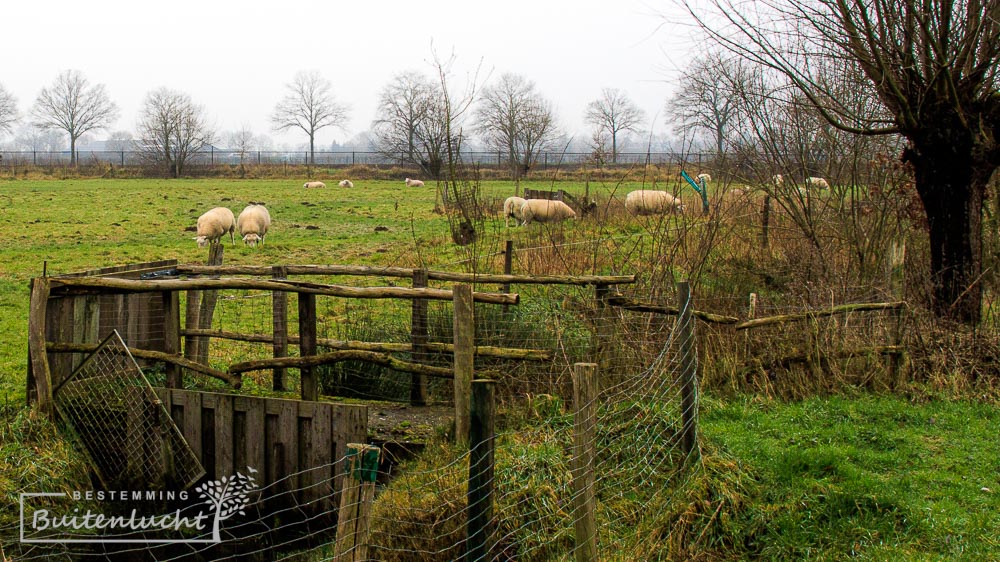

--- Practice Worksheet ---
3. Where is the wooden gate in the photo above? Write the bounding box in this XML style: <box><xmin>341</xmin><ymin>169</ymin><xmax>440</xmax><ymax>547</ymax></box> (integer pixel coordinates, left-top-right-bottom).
<box><xmin>155</xmin><ymin>388</ymin><xmax>367</xmax><ymax>516</ymax></box>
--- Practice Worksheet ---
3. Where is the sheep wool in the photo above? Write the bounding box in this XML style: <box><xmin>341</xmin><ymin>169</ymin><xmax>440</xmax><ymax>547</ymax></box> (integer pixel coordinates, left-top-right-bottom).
<box><xmin>519</xmin><ymin>199</ymin><xmax>577</xmax><ymax>225</ymax></box>
<box><xmin>303</xmin><ymin>181</ymin><xmax>327</xmax><ymax>188</ymax></box>
<box><xmin>193</xmin><ymin>207</ymin><xmax>236</xmax><ymax>247</ymax></box>
<box><xmin>237</xmin><ymin>204</ymin><xmax>272</xmax><ymax>247</ymax></box>
<box><xmin>503</xmin><ymin>196</ymin><xmax>527</xmax><ymax>227</ymax></box>
<box><xmin>624</xmin><ymin>190</ymin><xmax>685</xmax><ymax>215</ymax></box>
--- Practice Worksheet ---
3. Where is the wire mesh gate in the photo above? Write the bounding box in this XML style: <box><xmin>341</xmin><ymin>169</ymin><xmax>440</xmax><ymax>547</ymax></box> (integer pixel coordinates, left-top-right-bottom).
<box><xmin>53</xmin><ymin>330</ymin><xmax>205</xmax><ymax>490</ymax></box>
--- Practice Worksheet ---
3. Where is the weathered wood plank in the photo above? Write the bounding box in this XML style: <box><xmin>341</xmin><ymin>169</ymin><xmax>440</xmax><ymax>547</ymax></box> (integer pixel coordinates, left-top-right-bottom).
<box><xmin>176</xmin><ymin>264</ymin><xmax>637</xmax><ymax>286</ymax></box>
<box><xmin>272</xmin><ymin>266</ymin><xmax>288</xmax><ymax>391</ymax></box>
<box><xmin>229</xmin><ymin>350</ymin><xmax>455</xmax><ymax>379</ymax></box>
<box><xmin>180</xmin><ymin>390</ymin><xmax>203</xmax><ymax>463</ymax></box>
<box><xmin>162</xmin><ymin>291</ymin><xmax>181</xmax><ymax>388</ymax></box>
<box><xmin>277</xmin><ymin>400</ymin><xmax>298</xmax><ymax>505</ymax></box>
<box><xmin>180</xmin><ymin>329</ymin><xmax>552</xmax><ymax>361</ymax></box>
<box><xmin>48</xmin><ymin>277</ymin><xmax>520</xmax><ymax>305</ymax></box>
<box><xmin>734</xmin><ymin>302</ymin><xmax>906</xmax><ymax>330</ymax></box>
<box><xmin>214</xmin><ymin>393</ymin><xmax>234</xmax><ymax>479</ymax></box>
<box><xmin>46</xmin><ymin>342</ymin><xmax>240</xmax><ymax>387</ymax></box>
<box><xmin>332</xmin><ymin>404</ymin><xmax>368</xmax><ymax>501</ymax></box>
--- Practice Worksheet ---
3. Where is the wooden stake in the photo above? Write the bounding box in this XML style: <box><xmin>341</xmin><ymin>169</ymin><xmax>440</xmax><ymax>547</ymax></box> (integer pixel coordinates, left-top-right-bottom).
<box><xmin>453</xmin><ymin>283</ymin><xmax>474</xmax><ymax>444</ymax></box>
<box><xmin>334</xmin><ymin>444</ymin><xmax>380</xmax><ymax>561</ymax></box>
<box><xmin>572</xmin><ymin>363</ymin><xmax>598</xmax><ymax>562</ymax></box>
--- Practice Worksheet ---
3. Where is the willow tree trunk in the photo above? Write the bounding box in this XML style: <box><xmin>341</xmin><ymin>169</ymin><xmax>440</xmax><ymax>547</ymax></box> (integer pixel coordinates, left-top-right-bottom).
<box><xmin>908</xmin><ymin>133</ymin><xmax>990</xmax><ymax>325</ymax></box>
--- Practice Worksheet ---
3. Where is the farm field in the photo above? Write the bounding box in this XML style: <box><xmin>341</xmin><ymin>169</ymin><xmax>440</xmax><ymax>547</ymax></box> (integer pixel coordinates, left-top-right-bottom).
<box><xmin>1</xmin><ymin>177</ymin><xmax>998</xmax><ymax>560</ymax></box>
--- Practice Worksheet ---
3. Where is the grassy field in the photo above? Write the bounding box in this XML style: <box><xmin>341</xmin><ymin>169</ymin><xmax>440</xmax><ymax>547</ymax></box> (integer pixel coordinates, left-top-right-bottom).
<box><xmin>1</xmin><ymin>177</ymin><xmax>998</xmax><ymax>560</ymax></box>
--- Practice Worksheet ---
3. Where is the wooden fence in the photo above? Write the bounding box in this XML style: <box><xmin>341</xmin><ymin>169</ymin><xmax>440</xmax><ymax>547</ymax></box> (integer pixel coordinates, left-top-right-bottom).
<box><xmin>154</xmin><ymin>387</ymin><xmax>367</xmax><ymax>516</ymax></box>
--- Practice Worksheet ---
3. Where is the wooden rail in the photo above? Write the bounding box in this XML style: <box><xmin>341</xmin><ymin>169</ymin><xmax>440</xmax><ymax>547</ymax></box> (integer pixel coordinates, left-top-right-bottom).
<box><xmin>180</xmin><ymin>328</ymin><xmax>553</xmax><ymax>361</ymax></box>
<box><xmin>47</xmin><ymin>276</ymin><xmax>519</xmax><ymax>305</ymax></box>
<box><xmin>176</xmin><ymin>264</ymin><xmax>637</xmax><ymax>286</ymax></box>
<box><xmin>45</xmin><ymin>342</ymin><xmax>240</xmax><ymax>387</ymax></box>
<box><xmin>734</xmin><ymin>302</ymin><xmax>905</xmax><ymax>330</ymax></box>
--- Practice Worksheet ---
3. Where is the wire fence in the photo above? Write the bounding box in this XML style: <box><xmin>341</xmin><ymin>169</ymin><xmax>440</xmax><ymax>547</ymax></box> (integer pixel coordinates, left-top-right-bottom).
<box><xmin>0</xmin><ymin>149</ymin><xmax>712</xmax><ymax>171</ymax></box>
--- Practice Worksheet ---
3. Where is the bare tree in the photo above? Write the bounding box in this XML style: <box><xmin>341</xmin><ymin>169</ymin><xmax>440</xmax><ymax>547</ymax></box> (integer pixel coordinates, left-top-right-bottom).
<box><xmin>371</xmin><ymin>71</ymin><xmax>449</xmax><ymax>178</ymax></box>
<box><xmin>0</xmin><ymin>83</ymin><xmax>18</xmax><ymax>137</ymax></box>
<box><xmin>30</xmin><ymin>70</ymin><xmax>119</xmax><ymax>165</ymax></box>
<box><xmin>474</xmin><ymin>72</ymin><xmax>561</xmax><ymax>182</ymax></box>
<box><xmin>106</xmin><ymin>130</ymin><xmax>134</xmax><ymax>152</ymax></box>
<box><xmin>584</xmin><ymin>88</ymin><xmax>646</xmax><ymax>163</ymax></box>
<box><xmin>271</xmin><ymin>70</ymin><xmax>349</xmax><ymax>165</ymax></box>
<box><xmin>683</xmin><ymin>0</ymin><xmax>1000</xmax><ymax>324</ymax></box>
<box><xmin>136</xmin><ymin>87</ymin><xmax>215</xmax><ymax>178</ymax></box>
<box><xmin>15</xmin><ymin>126</ymin><xmax>64</xmax><ymax>152</ymax></box>
<box><xmin>226</xmin><ymin>125</ymin><xmax>257</xmax><ymax>175</ymax></box>
<box><xmin>667</xmin><ymin>51</ymin><xmax>755</xmax><ymax>155</ymax></box>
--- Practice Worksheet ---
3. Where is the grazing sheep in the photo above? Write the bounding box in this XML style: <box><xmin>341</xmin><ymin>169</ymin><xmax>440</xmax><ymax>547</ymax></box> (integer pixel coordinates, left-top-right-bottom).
<box><xmin>237</xmin><ymin>204</ymin><xmax>271</xmax><ymax>247</ymax></box>
<box><xmin>338</xmin><ymin>179</ymin><xmax>354</xmax><ymax>188</ymax></box>
<box><xmin>193</xmin><ymin>207</ymin><xmax>236</xmax><ymax>247</ymax></box>
<box><xmin>519</xmin><ymin>199</ymin><xmax>577</xmax><ymax>225</ymax></box>
<box><xmin>624</xmin><ymin>190</ymin><xmax>686</xmax><ymax>215</ymax></box>
<box><xmin>405</xmin><ymin>178</ymin><xmax>425</xmax><ymax>188</ymax></box>
<box><xmin>805</xmin><ymin>176</ymin><xmax>830</xmax><ymax>190</ymax></box>
<box><xmin>697</xmin><ymin>173</ymin><xmax>712</xmax><ymax>183</ymax></box>
<box><xmin>303</xmin><ymin>181</ymin><xmax>327</xmax><ymax>188</ymax></box>
<box><xmin>503</xmin><ymin>196</ymin><xmax>527</xmax><ymax>227</ymax></box>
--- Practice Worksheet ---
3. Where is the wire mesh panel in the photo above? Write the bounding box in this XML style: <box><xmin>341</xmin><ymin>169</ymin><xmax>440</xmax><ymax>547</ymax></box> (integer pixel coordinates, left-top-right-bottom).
<box><xmin>54</xmin><ymin>330</ymin><xmax>205</xmax><ymax>490</ymax></box>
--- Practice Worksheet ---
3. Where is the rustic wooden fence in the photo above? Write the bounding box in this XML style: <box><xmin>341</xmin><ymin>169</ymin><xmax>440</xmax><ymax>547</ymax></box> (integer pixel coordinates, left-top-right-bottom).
<box><xmin>154</xmin><ymin>387</ymin><xmax>366</xmax><ymax>517</ymax></box>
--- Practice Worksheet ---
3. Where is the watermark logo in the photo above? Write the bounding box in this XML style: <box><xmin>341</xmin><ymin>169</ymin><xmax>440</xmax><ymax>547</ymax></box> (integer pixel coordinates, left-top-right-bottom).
<box><xmin>20</xmin><ymin>467</ymin><xmax>259</xmax><ymax>544</ymax></box>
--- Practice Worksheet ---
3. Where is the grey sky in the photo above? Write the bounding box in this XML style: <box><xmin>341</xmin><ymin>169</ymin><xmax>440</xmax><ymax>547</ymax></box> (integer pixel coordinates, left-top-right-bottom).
<box><xmin>2</xmin><ymin>0</ymin><xmax>695</xmax><ymax>150</ymax></box>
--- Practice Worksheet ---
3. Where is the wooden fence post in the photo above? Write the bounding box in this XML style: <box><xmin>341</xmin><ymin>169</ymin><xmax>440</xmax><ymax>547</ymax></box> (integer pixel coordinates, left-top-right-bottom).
<box><xmin>410</xmin><ymin>269</ymin><xmax>429</xmax><ymax>406</ymax></box>
<box><xmin>593</xmin><ymin>284</ymin><xmax>612</xmax><ymax>372</ymax></box>
<box><xmin>677</xmin><ymin>282</ymin><xmax>699</xmax><ymax>460</ymax></box>
<box><xmin>163</xmin><ymin>291</ymin><xmax>182</xmax><ymax>388</ymax></box>
<box><xmin>272</xmin><ymin>266</ymin><xmax>288</xmax><ymax>391</ymax></box>
<box><xmin>28</xmin><ymin>277</ymin><xmax>54</xmax><ymax>418</ymax></box>
<box><xmin>334</xmin><ymin>443</ymin><xmax>380</xmax><ymax>561</ymax></box>
<box><xmin>467</xmin><ymin>379</ymin><xmax>496</xmax><ymax>562</ymax></box>
<box><xmin>194</xmin><ymin>243</ymin><xmax>224</xmax><ymax>366</ymax></box>
<box><xmin>453</xmin><ymin>283</ymin><xmax>474</xmax><ymax>445</ymax></box>
<box><xmin>502</xmin><ymin>241</ymin><xmax>514</xmax><ymax>315</ymax></box>
<box><xmin>184</xmin><ymin>291</ymin><xmax>202</xmax><ymax>364</ymax></box>
<box><xmin>572</xmin><ymin>363</ymin><xmax>598</xmax><ymax>562</ymax></box>
<box><xmin>299</xmin><ymin>292</ymin><xmax>318</xmax><ymax>401</ymax></box>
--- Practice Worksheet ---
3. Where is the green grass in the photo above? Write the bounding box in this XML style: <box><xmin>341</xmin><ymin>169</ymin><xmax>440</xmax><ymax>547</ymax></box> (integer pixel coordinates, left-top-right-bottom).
<box><xmin>359</xmin><ymin>393</ymin><xmax>1000</xmax><ymax>561</ymax></box>
<box><xmin>698</xmin><ymin>393</ymin><xmax>1000</xmax><ymax>560</ymax></box>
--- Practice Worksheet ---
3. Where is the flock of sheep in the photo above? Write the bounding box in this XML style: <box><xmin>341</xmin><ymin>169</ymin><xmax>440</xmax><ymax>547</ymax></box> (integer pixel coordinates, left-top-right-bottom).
<box><xmin>191</xmin><ymin>177</ymin><xmax>427</xmax><ymax>248</ymax></box>
<box><xmin>192</xmin><ymin>173</ymin><xmax>834</xmax><ymax>247</ymax></box>
<box><xmin>193</xmin><ymin>204</ymin><xmax>271</xmax><ymax>248</ymax></box>
<box><xmin>502</xmin><ymin>188</ymin><xmax>688</xmax><ymax>227</ymax></box>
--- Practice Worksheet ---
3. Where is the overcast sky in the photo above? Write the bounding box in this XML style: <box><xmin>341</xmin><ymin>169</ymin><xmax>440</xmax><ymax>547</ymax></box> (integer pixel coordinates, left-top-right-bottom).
<box><xmin>2</xmin><ymin>0</ymin><xmax>698</xmax><ymax>150</ymax></box>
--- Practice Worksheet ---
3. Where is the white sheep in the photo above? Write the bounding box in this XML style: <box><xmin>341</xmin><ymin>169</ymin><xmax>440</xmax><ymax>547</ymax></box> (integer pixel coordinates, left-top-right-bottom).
<box><xmin>303</xmin><ymin>181</ymin><xmax>327</xmax><ymax>188</ymax></box>
<box><xmin>519</xmin><ymin>199</ymin><xmax>577</xmax><ymax>225</ymax></box>
<box><xmin>338</xmin><ymin>179</ymin><xmax>354</xmax><ymax>188</ymax></box>
<box><xmin>697</xmin><ymin>173</ymin><xmax>712</xmax><ymax>183</ymax></box>
<box><xmin>237</xmin><ymin>204</ymin><xmax>271</xmax><ymax>247</ymax></box>
<box><xmin>503</xmin><ymin>196</ymin><xmax>527</xmax><ymax>227</ymax></box>
<box><xmin>624</xmin><ymin>190</ymin><xmax>685</xmax><ymax>215</ymax></box>
<box><xmin>193</xmin><ymin>207</ymin><xmax>236</xmax><ymax>248</ymax></box>
<box><xmin>405</xmin><ymin>177</ymin><xmax>425</xmax><ymax>188</ymax></box>
<box><xmin>773</xmin><ymin>174</ymin><xmax>784</xmax><ymax>188</ymax></box>
<box><xmin>805</xmin><ymin>176</ymin><xmax>830</xmax><ymax>190</ymax></box>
